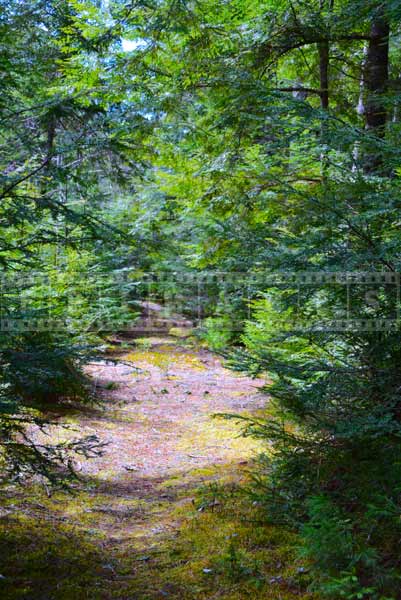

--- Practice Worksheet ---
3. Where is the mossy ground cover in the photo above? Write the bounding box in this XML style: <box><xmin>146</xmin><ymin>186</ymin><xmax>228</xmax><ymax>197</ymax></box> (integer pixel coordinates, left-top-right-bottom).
<box><xmin>0</xmin><ymin>338</ymin><xmax>315</xmax><ymax>599</ymax></box>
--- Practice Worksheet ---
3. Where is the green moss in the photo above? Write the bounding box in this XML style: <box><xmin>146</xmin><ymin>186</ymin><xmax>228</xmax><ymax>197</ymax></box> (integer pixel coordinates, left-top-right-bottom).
<box><xmin>124</xmin><ymin>349</ymin><xmax>206</xmax><ymax>371</ymax></box>
<box><xmin>0</xmin><ymin>472</ymin><xmax>316</xmax><ymax>600</ymax></box>
<box><xmin>0</xmin><ymin>513</ymin><xmax>106</xmax><ymax>600</ymax></box>
<box><xmin>168</xmin><ymin>327</ymin><xmax>193</xmax><ymax>338</ymax></box>
<box><xmin>111</xmin><ymin>491</ymin><xmax>316</xmax><ymax>600</ymax></box>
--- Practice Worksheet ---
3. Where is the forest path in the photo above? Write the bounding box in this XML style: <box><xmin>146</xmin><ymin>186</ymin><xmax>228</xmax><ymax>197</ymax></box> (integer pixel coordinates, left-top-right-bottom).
<box><xmin>79</xmin><ymin>335</ymin><xmax>266</xmax><ymax>534</ymax></box>
<box><xmin>84</xmin><ymin>336</ymin><xmax>266</xmax><ymax>483</ymax></box>
<box><xmin>1</xmin><ymin>334</ymin><xmax>314</xmax><ymax>600</ymax></box>
<box><xmin>71</xmin><ymin>335</ymin><xmax>267</xmax><ymax>597</ymax></box>
<box><xmin>1</xmin><ymin>335</ymin><xmax>273</xmax><ymax>599</ymax></box>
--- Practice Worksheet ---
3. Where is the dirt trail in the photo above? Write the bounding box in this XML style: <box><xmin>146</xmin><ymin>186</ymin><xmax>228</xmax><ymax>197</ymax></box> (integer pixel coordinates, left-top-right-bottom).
<box><xmin>84</xmin><ymin>337</ymin><xmax>266</xmax><ymax>483</ymax></box>
<box><xmin>1</xmin><ymin>335</ymin><xmax>316</xmax><ymax>600</ymax></box>
<box><xmin>60</xmin><ymin>336</ymin><xmax>267</xmax><ymax>595</ymax></box>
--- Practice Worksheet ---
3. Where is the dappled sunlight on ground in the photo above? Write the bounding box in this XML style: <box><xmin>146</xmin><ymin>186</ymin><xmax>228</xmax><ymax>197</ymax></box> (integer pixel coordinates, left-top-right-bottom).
<box><xmin>0</xmin><ymin>337</ymin><xmax>315</xmax><ymax>599</ymax></box>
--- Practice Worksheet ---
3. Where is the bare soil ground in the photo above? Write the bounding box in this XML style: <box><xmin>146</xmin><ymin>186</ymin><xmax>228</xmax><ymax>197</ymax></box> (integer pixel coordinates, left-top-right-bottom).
<box><xmin>84</xmin><ymin>338</ymin><xmax>266</xmax><ymax>481</ymax></box>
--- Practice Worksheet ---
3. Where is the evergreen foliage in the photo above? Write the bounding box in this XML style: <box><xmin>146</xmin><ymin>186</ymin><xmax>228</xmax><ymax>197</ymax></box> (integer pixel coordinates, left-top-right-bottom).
<box><xmin>0</xmin><ymin>0</ymin><xmax>137</xmax><ymax>487</ymax></box>
<box><xmin>117</xmin><ymin>0</ymin><xmax>401</xmax><ymax>595</ymax></box>
<box><xmin>2</xmin><ymin>0</ymin><xmax>401</xmax><ymax>596</ymax></box>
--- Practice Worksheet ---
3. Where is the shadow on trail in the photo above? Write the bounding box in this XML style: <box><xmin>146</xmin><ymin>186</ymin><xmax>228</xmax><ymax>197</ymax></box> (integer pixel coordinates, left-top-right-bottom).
<box><xmin>0</xmin><ymin>511</ymin><xmax>113</xmax><ymax>600</ymax></box>
<box><xmin>0</xmin><ymin>462</ymin><xmax>243</xmax><ymax>600</ymax></box>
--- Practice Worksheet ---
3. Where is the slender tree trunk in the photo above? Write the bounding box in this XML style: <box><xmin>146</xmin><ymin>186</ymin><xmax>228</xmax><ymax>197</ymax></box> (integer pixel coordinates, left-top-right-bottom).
<box><xmin>318</xmin><ymin>0</ymin><xmax>333</xmax><ymax>110</ymax></box>
<box><xmin>319</xmin><ymin>39</ymin><xmax>329</xmax><ymax>178</ymax></box>
<box><xmin>318</xmin><ymin>0</ymin><xmax>331</xmax><ymax>178</ymax></box>
<box><xmin>318</xmin><ymin>41</ymin><xmax>329</xmax><ymax>110</ymax></box>
<box><xmin>352</xmin><ymin>45</ymin><xmax>368</xmax><ymax>171</ymax></box>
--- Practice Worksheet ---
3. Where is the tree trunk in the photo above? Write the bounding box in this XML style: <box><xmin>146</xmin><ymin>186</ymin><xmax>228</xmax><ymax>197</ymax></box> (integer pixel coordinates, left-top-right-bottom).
<box><xmin>319</xmin><ymin>41</ymin><xmax>329</xmax><ymax>110</ymax></box>
<box><xmin>365</xmin><ymin>14</ymin><xmax>389</xmax><ymax>133</ymax></box>
<box><xmin>363</xmin><ymin>9</ymin><xmax>389</xmax><ymax>172</ymax></box>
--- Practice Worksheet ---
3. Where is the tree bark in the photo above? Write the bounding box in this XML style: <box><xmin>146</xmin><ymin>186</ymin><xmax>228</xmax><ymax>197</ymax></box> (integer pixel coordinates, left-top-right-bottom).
<box><xmin>318</xmin><ymin>41</ymin><xmax>329</xmax><ymax>110</ymax></box>
<box><xmin>364</xmin><ymin>14</ymin><xmax>389</xmax><ymax>134</ymax></box>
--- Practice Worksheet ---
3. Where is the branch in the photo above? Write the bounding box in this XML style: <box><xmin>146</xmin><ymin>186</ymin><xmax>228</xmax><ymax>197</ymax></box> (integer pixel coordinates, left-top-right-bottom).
<box><xmin>0</xmin><ymin>159</ymin><xmax>50</xmax><ymax>200</ymax></box>
<box><xmin>275</xmin><ymin>86</ymin><xmax>324</xmax><ymax>95</ymax></box>
<box><xmin>259</xmin><ymin>33</ymin><xmax>370</xmax><ymax>63</ymax></box>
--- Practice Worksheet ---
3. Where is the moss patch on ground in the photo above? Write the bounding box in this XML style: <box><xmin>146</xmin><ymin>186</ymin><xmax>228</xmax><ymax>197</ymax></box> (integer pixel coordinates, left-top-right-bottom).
<box><xmin>0</xmin><ymin>475</ymin><xmax>316</xmax><ymax>600</ymax></box>
<box><xmin>124</xmin><ymin>349</ymin><xmax>206</xmax><ymax>372</ymax></box>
